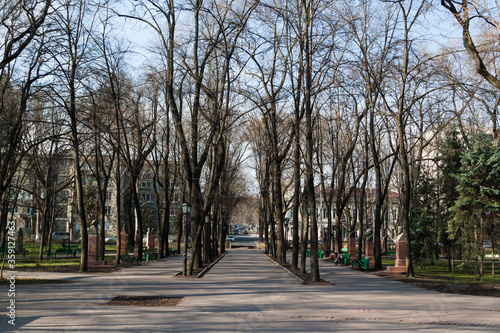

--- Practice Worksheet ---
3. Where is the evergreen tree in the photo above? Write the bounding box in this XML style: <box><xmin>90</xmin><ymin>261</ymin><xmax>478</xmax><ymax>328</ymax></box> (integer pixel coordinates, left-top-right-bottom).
<box><xmin>437</xmin><ymin>127</ymin><xmax>463</xmax><ymax>272</ymax></box>
<box><xmin>449</xmin><ymin>132</ymin><xmax>500</xmax><ymax>278</ymax></box>
<box><xmin>410</xmin><ymin>168</ymin><xmax>439</xmax><ymax>269</ymax></box>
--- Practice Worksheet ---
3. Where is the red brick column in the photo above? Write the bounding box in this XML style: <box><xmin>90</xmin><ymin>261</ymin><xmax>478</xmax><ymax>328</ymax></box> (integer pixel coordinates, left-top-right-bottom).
<box><xmin>88</xmin><ymin>234</ymin><xmax>107</xmax><ymax>267</ymax></box>
<box><xmin>120</xmin><ymin>231</ymin><xmax>127</xmax><ymax>255</ymax></box>
<box><xmin>395</xmin><ymin>240</ymin><xmax>406</xmax><ymax>267</ymax></box>
<box><xmin>387</xmin><ymin>240</ymin><xmax>406</xmax><ymax>273</ymax></box>
<box><xmin>365</xmin><ymin>240</ymin><xmax>375</xmax><ymax>268</ymax></box>
<box><xmin>348</xmin><ymin>237</ymin><xmax>356</xmax><ymax>256</ymax></box>
<box><xmin>147</xmin><ymin>230</ymin><xmax>155</xmax><ymax>252</ymax></box>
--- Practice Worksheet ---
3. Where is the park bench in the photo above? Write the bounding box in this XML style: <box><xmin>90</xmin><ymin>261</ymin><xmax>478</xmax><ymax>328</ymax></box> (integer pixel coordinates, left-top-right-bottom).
<box><xmin>169</xmin><ymin>248</ymin><xmax>177</xmax><ymax>256</ymax></box>
<box><xmin>306</xmin><ymin>250</ymin><xmax>325</xmax><ymax>258</ymax></box>
<box><xmin>351</xmin><ymin>257</ymin><xmax>371</xmax><ymax>270</ymax></box>
<box><xmin>342</xmin><ymin>253</ymin><xmax>351</xmax><ymax>266</ymax></box>
<box><xmin>119</xmin><ymin>252</ymin><xmax>138</xmax><ymax>266</ymax></box>
<box><xmin>0</xmin><ymin>248</ymin><xmax>29</xmax><ymax>257</ymax></box>
<box><xmin>143</xmin><ymin>248</ymin><xmax>158</xmax><ymax>262</ymax></box>
<box><xmin>52</xmin><ymin>245</ymin><xmax>81</xmax><ymax>258</ymax></box>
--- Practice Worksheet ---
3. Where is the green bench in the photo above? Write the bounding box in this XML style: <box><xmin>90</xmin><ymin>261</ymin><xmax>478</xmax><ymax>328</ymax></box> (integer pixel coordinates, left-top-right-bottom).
<box><xmin>169</xmin><ymin>248</ymin><xmax>177</xmax><ymax>256</ymax></box>
<box><xmin>306</xmin><ymin>250</ymin><xmax>325</xmax><ymax>258</ymax></box>
<box><xmin>479</xmin><ymin>254</ymin><xmax>499</xmax><ymax>260</ymax></box>
<box><xmin>0</xmin><ymin>248</ymin><xmax>29</xmax><ymax>257</ymax></box>
<box><xmin>351</xmin><ymin>257</ymin><xmax>371</xmax><ymax>270</ymax></box>
<box><xmin>119</xmin><ymin>252</ymin><xmax>138</xmax><ymax>266</ymax></box>
<box><xmin>143</xmin><ymin>248</ymin><xmax>158</xmax><ymax>262</ymax></box>
<box><xmin>52</xmin><ymin>246</ymin><xmax>81</xmax><ymax>258</ymax></box>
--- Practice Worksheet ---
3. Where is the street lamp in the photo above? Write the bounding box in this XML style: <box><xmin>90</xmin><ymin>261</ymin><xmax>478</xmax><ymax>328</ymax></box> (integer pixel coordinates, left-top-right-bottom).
<box><xmin>205</xmin><ymin>215</ymin><xmax>210</xmax><ymax>261</ymax></box>
<box><xmin>284</xmin><ymin>218</ymin><xmax>289</xmax><ymax>250</ymax></box>
<box><xmin>181</xmin><ymin>203</ymin><xmax>191</xmax><ymax>276</ymax></box>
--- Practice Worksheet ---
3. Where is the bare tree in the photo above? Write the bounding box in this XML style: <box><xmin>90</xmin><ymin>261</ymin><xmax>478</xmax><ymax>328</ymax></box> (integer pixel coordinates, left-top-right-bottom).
<box><xmin>0</xmin><ymin>22</ymin><xmax>49</xmax><ymax>251</ymax></box>
<box><xmin>0</xmin><ymin>0</ymin><xmax>51</xmax><ymax>70</ymax></box>
<box><xmin>243</xmin><ymin>0</ymin><xmax>293</xmax><ymax>264</ymax></box>
<box><xmin>48</xmin><ymin>0</ymin><xmax>98</xmax><ymax>272</ymax></box>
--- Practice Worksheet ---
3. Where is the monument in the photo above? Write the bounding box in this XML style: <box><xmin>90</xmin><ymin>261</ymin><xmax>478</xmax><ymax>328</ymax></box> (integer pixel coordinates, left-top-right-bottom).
<box><xmin>386</xmin><ymin>226</ymin><xmax>406</xmax><ymax>273</ymax></box>
<box><xmin>88</xmin><ymin>234</ymin><xmax>108</xmax><ymax>267</ymax></box>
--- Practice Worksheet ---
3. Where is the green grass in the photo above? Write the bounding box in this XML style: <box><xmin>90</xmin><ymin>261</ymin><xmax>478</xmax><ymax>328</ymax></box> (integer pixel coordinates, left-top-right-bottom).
<box><xmin>3</xmin><ymin>257</ymin><xmax>81</xmax><ymax>271</ymax></box>
<box><xmin>382</xmin><ymin>256</ymin><xmax>499</xmax><ymax>284</ymax></box>
<box><xmin>8</xmin><ymin>242</ymin><xmax>115</xmax><ymax>259</ymax></box>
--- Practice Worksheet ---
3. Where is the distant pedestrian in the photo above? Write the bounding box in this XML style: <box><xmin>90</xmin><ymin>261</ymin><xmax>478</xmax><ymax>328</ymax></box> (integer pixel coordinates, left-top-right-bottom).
<box><xmin>62</xmin><ymin>238</ymin><xmax>66</xmax><ymax>249</ymax></box>
<box><xmin>334</xmin><ymin>252</ymin><xmax>342</xmax><ymax>265</ymax></box>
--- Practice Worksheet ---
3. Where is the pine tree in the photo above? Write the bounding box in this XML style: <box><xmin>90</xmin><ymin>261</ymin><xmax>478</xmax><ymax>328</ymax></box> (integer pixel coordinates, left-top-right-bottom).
<box><xmin>437</xmin><ymin>127</ymin><xmax>463</xmax><ymax>272</ymax></box>
<box><xmin>449</xmin><ymin>132</ymin><xmax>500</xmax><ymax>278</ymax></box>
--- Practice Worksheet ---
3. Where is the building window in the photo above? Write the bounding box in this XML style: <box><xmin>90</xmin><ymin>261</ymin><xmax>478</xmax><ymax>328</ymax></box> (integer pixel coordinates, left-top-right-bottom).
<box><xmin>104</xmin><ymin>206</ymin><xmax>111</xmax><ymax>215</ymax></box>
<box><xmin>141</xmin><ymin>180</ymin><xmax>152</xmax><ymax>188</ymax></box>
<box><xmin>141</xmin><ymin>193</ymin><xmax>152</xmax><ymax>202</ymax></box>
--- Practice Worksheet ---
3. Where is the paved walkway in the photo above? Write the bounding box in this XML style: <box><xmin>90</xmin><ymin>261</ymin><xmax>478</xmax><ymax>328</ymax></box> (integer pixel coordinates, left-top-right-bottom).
<box><xmin>1</xmin><ymin>249</ymin><xmax>499</xmax><ymax>332</ymax></box>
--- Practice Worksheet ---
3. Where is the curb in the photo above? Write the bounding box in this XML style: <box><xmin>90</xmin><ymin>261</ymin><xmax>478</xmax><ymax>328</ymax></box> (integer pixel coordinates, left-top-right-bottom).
<box><xmin>173</xmin><ymin>251</ymin><xmax>227</xmax><ymax>278</ymax></box>
<box><xmin>262</xmin><ymin>252</ymin><xmax>306</xmax><ymax>284</ymax></box>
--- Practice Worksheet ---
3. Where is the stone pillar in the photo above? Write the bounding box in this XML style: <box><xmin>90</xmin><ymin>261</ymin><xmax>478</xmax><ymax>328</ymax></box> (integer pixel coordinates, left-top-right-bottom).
<box><xmin>387</xmin><ymin>240</ymin><xmax>406</xmax><ymax>273</ymax></box>
<box><xmin>134</xmin><ymin>233</ymin><xmax>141</xmax><ymax>258</ymax></box>
<box><xmin>120</xmin><ymin>231</ymin><xmax>127</xmax><ymax>255</ymax></box>
<box><xmin>88</xmin><ymin>235</ymin><xmax>98</xmax><ymax>261</ymax></box>
<box><xmin>365</xmin><ymin>240</ymin><xmax>375</xmax><ymax>268</ymax></box>
<box><xmin>394</xmin><ymin>240</ymin><xmax>406</xmax><ymax>267</ymax></box>
<box><xmin>365</xmin><ymin>240</ymin><xmax>373</xmax><ymax>256</ymax></box>
<box><xmin>147</xmin><ymin>228</ymin><xmax>155</xmax><ymax>252</ymax></box>
<box><xmin>88</xmin><ymin>234</ymin><xmax>107</xmax><ymax>267</ymax></box>
<box><xmin>348</xmin><ymin>237</ymin><xmax>356</xmax><ymax>256</ymax></box>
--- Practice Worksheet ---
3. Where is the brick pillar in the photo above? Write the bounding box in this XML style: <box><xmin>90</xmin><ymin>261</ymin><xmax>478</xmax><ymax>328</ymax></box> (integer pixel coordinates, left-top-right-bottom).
<box><xmin>147</xmin><ymin>229</ymin><xmax>155</xmax><ymax>252</ymax></box>
<box><xmin>365</xmin><ymin>240</ymin><xmax>375</xmax><ymax>268</ymax></box>
<box><xmin>395</xmin><ymin>240</ymin><xmax>406</xmax><ymax>267</ymax></box>
<box><xmin>348</xmin><ymin>237</ymin><xmax>356</xmax><ymax>256</ymax></box>
<box><xmin>120</xmin><ymin>231</ymin><xmax>127</xmax><ymax>255</ymax></box>
<box><xmin>88</xmin><ymin>234</ymin><xmax>98</xmax><ymax>261</ymax></box>
<box><xmin>387</xmin><ymin>240</ymin><xmax>406</xmax><ymax>273</ymax></box>
<box><xmin>365</xmin><ymin>240</ymin><xmax>373</xmax><ymax>256</ymax></box>
<box><xmin>88</xmin><ymin>234</ymin><xmax>107</xmax><ymax>267</ymax></box>
<box><xmin>134</xmin><ymin>234</ymin><xmax>140</xmax><ymax>258</ymax></box>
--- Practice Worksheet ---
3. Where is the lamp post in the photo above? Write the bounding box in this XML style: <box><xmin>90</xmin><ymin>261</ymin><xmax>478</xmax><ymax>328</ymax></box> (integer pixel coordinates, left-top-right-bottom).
<box><xmin>204</xmin><ymin>215</ymin><xmax>210</xmax><ymax>262</ymax></box>
<box><xmin>182</xmin><ymin>203</ymin><xmax>191</xmax><ymax>276</ymax></box>
<box><xmin>284</xmin><ymin>218</ymin><xmax>289</xmax><ymax>250</ymax></box>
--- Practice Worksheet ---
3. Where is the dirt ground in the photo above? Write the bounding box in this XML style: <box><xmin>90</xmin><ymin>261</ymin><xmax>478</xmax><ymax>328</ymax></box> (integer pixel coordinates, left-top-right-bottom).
<box><xmin>105</xmin><ymin>295</ymin><xmax>184</xmax><ymax>306</ymax></box>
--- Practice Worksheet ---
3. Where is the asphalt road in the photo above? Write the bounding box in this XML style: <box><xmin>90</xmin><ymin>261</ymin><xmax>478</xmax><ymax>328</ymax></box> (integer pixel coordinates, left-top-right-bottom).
<box><xmin>230</xmin><ymin>233</ymin><xmax>259</xmax><ymax>247</ymax></box>
<box><xmin>7</xmin><ymin>248</ymin><xmax>499</xmax><ymax>332</ymax></box>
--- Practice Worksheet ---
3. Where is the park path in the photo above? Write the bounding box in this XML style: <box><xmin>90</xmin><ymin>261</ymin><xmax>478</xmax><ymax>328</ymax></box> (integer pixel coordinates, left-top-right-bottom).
<box><xmin>1</xmin><ymin>248</ymin><xmax>499</xmax><ymax>332</ymax></box>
